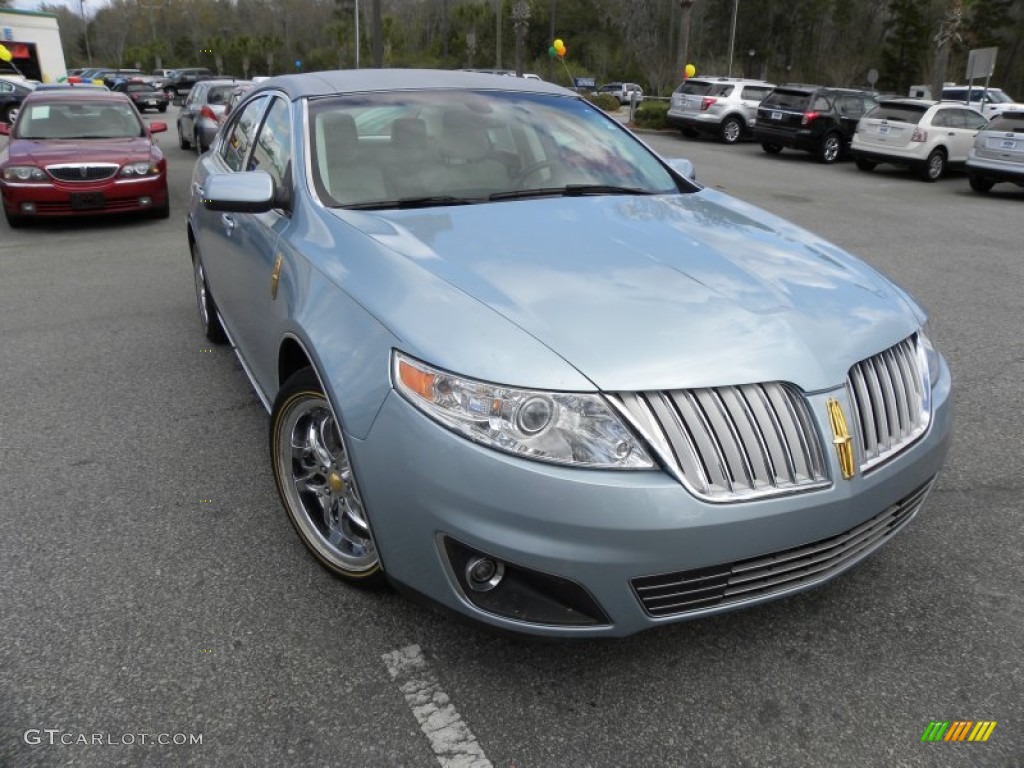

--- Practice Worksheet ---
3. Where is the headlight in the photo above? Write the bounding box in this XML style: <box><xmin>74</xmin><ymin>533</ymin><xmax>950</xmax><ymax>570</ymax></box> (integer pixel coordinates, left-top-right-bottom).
<box><xmin>119</xmin><ymin>162</ymin><xmax>158</xmax><ymax>177</ymax></box>
<box><xmin>393</xmin><ymin>352</ymin><xmax>654</xmax><ymax>469</ymax></box>
<box><xmin>2</xmin><ymin>165</ymin><xmax>47</xmax><ymax>182</ymax></box>
<box><xmin>917</xmin><ymin>326</ymin><xmax>940</xmax><ymax>387</ymax></box>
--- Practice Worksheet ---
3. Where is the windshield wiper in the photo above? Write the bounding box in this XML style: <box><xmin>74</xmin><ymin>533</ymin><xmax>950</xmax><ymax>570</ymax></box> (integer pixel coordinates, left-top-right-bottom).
<box><xmin>344</xmin><ymin>195</ymin><xmax>478</xmax><ymax>210</ymax></box>
<box><xmin>490</xmin><ymin>184</ymin><xmax>654</xmax><ymax>202</ymax></box>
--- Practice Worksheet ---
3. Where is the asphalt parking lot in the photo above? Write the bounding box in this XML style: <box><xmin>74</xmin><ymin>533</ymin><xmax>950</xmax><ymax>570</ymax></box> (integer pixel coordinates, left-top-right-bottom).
<box><xmin>1</xmin><ymin>108</ymin><xmax>1022</xmax><ymax>768</ymax></box>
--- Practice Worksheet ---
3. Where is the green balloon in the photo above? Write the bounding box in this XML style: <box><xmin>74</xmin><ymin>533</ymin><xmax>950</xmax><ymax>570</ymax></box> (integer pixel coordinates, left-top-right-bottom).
<box><xmin>548</xmin><ymin>46</ymin><xmax>557</xmax><ymax>58</ymax></box>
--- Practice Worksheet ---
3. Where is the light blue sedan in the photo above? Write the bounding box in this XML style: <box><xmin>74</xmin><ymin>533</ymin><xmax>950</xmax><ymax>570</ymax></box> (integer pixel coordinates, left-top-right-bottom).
<box><xmin>187</xmin><ymin>70</ymin><xmax>952</xmax><ymax>637</ymax></box>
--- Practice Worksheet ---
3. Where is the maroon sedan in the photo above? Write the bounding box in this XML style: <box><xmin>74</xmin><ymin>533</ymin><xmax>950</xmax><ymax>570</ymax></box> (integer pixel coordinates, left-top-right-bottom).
<box><xmin>0</xmin><ymin>89</ymin><xmax>169</xmax><ymax>228</ymax></box>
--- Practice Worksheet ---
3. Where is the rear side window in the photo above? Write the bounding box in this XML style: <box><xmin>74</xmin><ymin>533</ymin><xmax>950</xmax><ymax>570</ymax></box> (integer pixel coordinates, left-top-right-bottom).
<box><xmin>741</xmin><ymin>86</ymin><xmax>772</xmax><ymax>101</ymax></box>
<box><xmin>865</xmin><ymin>103</ymin><xmax>927</xmax><ymax>123</ymax></box>
<box><xmin>761</xmin><ymin>90</ymin><xmax>810</xmax><ymax>110</ymax></box>
<box><xmin>987</xmin><ymin>113</ymin><xmax>1024</xmax><ymax>132</ymax></box>
<box><xmin>221</xmin><ymin>95</ymin><xmax>269</xmax><ymax>171</ymax></box>
<box><xmin>707</xmin><ymin>84</ymin><xmax>735</xmax><ymax>97</ymax></box>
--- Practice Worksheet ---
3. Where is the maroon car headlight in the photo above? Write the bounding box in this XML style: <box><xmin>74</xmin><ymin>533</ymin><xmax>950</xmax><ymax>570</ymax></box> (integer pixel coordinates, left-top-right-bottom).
<box><xmin>119</xmin><ymin>162</ymin><xmax>160</xmax><ymax>177</ymax></box>
<box><xmin>3</xmin><ymin>166</ymin><xmax>47</xmax><ymax>182</ymax></box>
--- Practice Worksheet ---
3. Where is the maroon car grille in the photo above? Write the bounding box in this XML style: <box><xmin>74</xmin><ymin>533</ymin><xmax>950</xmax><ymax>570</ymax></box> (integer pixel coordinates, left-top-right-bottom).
<box><xmin>46</xmin><ymin>164</ymin><xmax>119</xmax><ymax>182</ymax></box>
<box><xmin>631</xmin><ymin>477</ymin><xmax>935</xmax><ymax>618</ymax></box>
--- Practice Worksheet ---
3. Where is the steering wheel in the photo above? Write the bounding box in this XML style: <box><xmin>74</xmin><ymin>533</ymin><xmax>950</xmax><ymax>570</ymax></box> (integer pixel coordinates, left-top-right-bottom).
<box><xmin>513</xmin><ymin>160</ymin><xmax>556</xmax><ymax>188</ymax></box>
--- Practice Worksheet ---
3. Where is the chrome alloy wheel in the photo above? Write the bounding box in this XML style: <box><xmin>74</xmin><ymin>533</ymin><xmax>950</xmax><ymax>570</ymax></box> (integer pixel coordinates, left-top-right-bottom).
<box><xmin>274</xmin><ymin>390</ymin><xmax>379</xmax><ymax>577</ymax></box>
<box><xmin>821</xmin><ymin>134</ymin><xmax>841</xmax><ymax>163</ymax></box>
<box><xmin>193</xmin><ymin>256</ymin><xmax>210</xmax><ymax>330</ymax></box>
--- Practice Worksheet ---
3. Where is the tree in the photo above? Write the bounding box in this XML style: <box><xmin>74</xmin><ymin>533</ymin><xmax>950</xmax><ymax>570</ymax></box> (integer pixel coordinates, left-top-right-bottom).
<box><xmin>880</xmin><ymin>0</ymin><xmax>932</xmax><ymax>94</ymax></box>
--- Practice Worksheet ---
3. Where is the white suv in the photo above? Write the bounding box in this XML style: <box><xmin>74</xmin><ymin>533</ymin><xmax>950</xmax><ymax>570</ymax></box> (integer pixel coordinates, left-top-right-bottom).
<box><xmin>851</xmin><ymin>98</ymin><xmax>988</xmax><ymax>181</ymax></box>
<box><xmin>941</xmin><ymin>85</ymin><xmax>1024</xmax><ymax>120</ymax></box>
<box><xmin>595</xmin><ymin>82</ymin><xmax>644</xmax><ymax>106</ymax></box>
<box><xmin>668</xmin><ymin>77</ymin><xmax>776</xmax><ymax>144</ymax></box>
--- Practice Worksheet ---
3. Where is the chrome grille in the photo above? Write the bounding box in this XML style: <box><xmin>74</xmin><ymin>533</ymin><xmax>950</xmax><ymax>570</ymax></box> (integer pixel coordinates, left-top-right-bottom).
<box><xmin>46</xmin><ymin>163</ymin><xmax>119</xmax><ymax>182</ymax></box>
<box><xmin>846</xmin><ymin>336</ymin><xmax>929</xmax><ymax>472</ymax></box>
<box><xmin>632</xmin><ymin>477</ymin><xmax>935</xmax><ymax>618</ymax></box>
<box><xmin>611</xmin><ymin>383</ymin><xmax>828</xmax><ymax>501</ymax></box>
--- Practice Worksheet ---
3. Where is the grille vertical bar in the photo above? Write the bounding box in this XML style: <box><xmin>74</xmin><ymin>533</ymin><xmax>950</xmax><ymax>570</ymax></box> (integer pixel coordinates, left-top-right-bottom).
<box><xmin>846</xmin><ymin>336</ymin><xmax>930</xmax><ymax>471</ymax></box>
<box><xmin>611</xmin><ymin>382</ymin><xmax>828</xmax><ymax>501</ymax></box>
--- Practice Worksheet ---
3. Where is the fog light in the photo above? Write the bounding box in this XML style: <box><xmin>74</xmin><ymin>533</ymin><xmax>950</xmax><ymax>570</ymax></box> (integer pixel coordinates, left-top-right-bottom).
<box><xmin>21</xmin><ymin>202</ymin><xmax>36</xmax><ymax>213</ymax></box>
<box><xmin>139</xmin><ymin>196</ymin><xmax>152</xmax><ymax>207</ymax></box>
<box><xmin>465</xmin><ymin>557</ymin><xmax>504</xmax><ymax>592</ymax></box>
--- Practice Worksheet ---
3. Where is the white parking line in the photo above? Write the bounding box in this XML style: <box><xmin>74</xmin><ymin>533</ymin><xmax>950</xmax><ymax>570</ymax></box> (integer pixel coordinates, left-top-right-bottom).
<box><xmin>382</xmin><ymin>644</ymin><xmax>493</xmax><ymax>768</ymax></box>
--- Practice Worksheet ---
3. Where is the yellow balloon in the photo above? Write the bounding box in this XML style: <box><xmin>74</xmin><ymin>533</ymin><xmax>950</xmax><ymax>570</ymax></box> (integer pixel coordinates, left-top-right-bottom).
<box><xmin>685</xmin><ymin>63</ymin><xmax>696</xmax><ymax>78</ymax></box>
<box><xmin>0</xmin><ymin>45</ymin><xmax>12</xmax><ymax>63</ymax></box>
<box><xmin>553</xmin><ymin>38</ymin><xmax>564</xmax><ymax>50</ymax></box>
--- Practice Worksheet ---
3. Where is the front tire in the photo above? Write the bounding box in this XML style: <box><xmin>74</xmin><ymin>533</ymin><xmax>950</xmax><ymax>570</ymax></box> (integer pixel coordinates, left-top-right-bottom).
<box><xmin>719</xmin><ymin>116</ymin><xmax>743</xmax><ymax>144</ymax></box>
<box><xmin>968</xmin><ymin>173</ymin><xmax>995</xmax><ymax>193</ymax></box>
<box><xmin>270</xmin><ymin>368</ymin><xmax>384</xmax><ymax>586</ymax></box>
<box><xmin>920</xmin><ymin>148</ymin><xmax>946</xmax><ymax>182</ymax></box>
<box><xmin>178</xmin><ymin>125</ymin><xmax>191</xmax><ymax>150</ymax></box>
<box><xmin>761</xmin><ymin>142</ymin><xmax>783</xmax><ymax>154</ymax></box>
<box><xmin>191</xmin><ymin>241</ymin><xmax>227</xmax><ymax>344</ymax></box>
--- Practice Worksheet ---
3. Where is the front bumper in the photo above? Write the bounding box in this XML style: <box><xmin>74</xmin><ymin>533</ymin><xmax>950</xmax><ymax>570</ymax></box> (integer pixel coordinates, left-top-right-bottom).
<box><xmin>1</xmin><ymin>175</ymin><xmax>167</xmax><ymax>218</ymax></box>
<box><xmin>350</xmin><ymin>359</ymin><xmax>953</xmax><ymax>638</ymax></box>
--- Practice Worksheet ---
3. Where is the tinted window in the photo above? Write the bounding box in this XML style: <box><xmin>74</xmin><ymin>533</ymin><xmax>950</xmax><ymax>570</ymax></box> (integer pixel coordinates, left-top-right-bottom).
<box><xmin>207</xmin><ymin>85</ymin><xmax>235</xmax><ymax>105</ymax></box>
<box><xmin>964</xmin><ymin>110</ymin><xmax>988</xmax><ymax>130</ymax></box>
<box><xmin>761</xmin><ymin>89</ymin><xmax>811</xmax><ymax>110</ymax></box>
<box><xmin>249</xmin><ymin>97</ymin><xmax>292</xmax><ymax>193</ymax></box>
<box><xmin>838</xmin><ymin>94</ymin><xmax>866</xmax><ymax>118</ymax></box>
<box><xmin>741</xmin><ymin>86</ymin><xmax>772</xmax><ymax>101</ymax></box>
<box><xmin>987</xmin><ymin>112</ymin><xmax>1024</xmax><ymax>132</ymax></box>
<box><xmin>707</xmin><ymin>84</ymin><xmax>735</xmax><ymax>97</ymax></box>
<box><xmin>221</xmin><ymin>95</ymin><xmax>268</xmax><ymax>172</ymax></box>
<box><xmin>675</xmin><ymin>81</ymin><xmax>712</xmax><ymax>96</ymax></box>
<box><xmin>865</xmin><ymin>103</ymin><xmax>926</xmax><ymax>124</ymax></box>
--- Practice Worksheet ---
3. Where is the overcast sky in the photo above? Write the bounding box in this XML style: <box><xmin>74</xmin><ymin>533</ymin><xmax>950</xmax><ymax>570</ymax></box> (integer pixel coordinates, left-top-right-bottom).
<box><xmin>10</xmin><ymin>0</ymin><xmax>108</xmax><ymax>14</ymax></box>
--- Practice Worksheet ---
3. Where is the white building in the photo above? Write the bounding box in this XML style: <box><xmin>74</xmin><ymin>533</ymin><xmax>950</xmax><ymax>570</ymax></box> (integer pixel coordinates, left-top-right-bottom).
<box><xmin>0</xmin><ymin>8</ymin><xmax>67</xmax><ymax>83</ymax></box>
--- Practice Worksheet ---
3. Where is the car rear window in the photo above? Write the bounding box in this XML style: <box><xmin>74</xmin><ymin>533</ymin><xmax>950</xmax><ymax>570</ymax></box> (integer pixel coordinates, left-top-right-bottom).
<box><xmin>207</xmin><ymin>85</ymin><xmax>235</xmax><ymax>105</ymax></box>
<box><xmin>675</xmin><ymin>81</ymin><xmax>712</xmax><ymax>96</ymax></box>
<box><xmin>987</xmin><ymin>112</ymin><xmax>1024</xmax><ymax>132</ymax></box>
<box><xmin>760</xmin><ymin>89</ymin><xmax>811</xmax><ymax>110</ymax></box>
<box><xmin>707</xmin><ymin>84</ymin><xmax>735</xmax><ymax>97</ymax></box>
<box><xmin>865</xmin><ymin>103</ymin><xmax>927</xmax><ymax>123</ymax></box>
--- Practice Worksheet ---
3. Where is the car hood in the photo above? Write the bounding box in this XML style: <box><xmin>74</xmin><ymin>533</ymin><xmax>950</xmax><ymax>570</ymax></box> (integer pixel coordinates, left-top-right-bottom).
<box><xmin>328</xmin><ymin>189</ymin><xmax>922</xmax><ymax>393</ymax></box>
<box><xmin>8</xmin><ymin>137</ymin><xmax>156</xmax><ymax>165</ymax></box>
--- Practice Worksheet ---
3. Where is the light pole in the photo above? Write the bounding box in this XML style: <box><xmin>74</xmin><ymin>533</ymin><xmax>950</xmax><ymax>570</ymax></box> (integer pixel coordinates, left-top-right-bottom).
<box><xmin>354</xmin><ymin>0</ymin><xmax>360</xmax><ymax>68</ymax></box>
<box><xmin>747</xmin><ymin>48</ymin><xmax>755</xmax><ymax>78</ymax></box>
<box><xmin>727</xmin><ymin>0</ymin><xmax>738</xmax><ymax>77</ymax></box>
<box><xmin>512</xmin><ymin>0</ymin><xmax>529</xmax><ymax>78</ymax></box>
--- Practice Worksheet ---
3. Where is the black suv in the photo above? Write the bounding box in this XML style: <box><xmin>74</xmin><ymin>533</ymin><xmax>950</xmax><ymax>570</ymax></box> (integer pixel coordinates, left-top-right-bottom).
<box><xmin>753</xmin><ymin>85</ymin><xmax>877</xmax><ymax>163</ymax></box>
<box><xmin>164</xmin><ymin>68</ymin><xmax>214</xmax><ymax>101</ymax></box>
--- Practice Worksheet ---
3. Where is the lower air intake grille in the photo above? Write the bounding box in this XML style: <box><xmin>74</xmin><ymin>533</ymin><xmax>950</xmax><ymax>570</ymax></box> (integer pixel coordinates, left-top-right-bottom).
<box><xmin>632</xmin><ymin>477</ymin><xmax>935</xmax><ymax>618</ymax></box>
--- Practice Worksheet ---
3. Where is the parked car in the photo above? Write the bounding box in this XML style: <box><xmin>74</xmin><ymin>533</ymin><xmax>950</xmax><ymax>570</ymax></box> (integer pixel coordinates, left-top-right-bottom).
<box><xmin>94</xmin><ymin>68</ymin><xmax>145</xmax><ymax>88</ymax></box>
<box><xmin>850</xmin><ymin>98</ymin><xmax>988</xmax><ymax>181</ymax></box>
<box><xmin>164</xmin><ymin>67</ymin><xmax>214</xmax><ymax>102</ymax></box>
<box><xmin>0</xmin><ymin>89</ymin><xmax>169</xmax><ymax>227</ymax></box>
<box><xmin>111</xmin><ymin>81</ymin><xmax>170</xmax><ymax>113</ymax></box>
<box><xmin>595</xmin><ymin>82</ymin><xmax>644</xmax><ymax>105</ymax></box>
<box><xmin>186</xmin><ymin>69</ymin><xmax>951</xmax><ymax>638</ymax></box>
<box><xmin>965</xmin><ymin>110</ymin><xmax>1024</xmax><ymax>192</ymax></box>
<box><xmin>0</xmin><ymin>77</ymin><xmax>34</xmax><ymax>124</ymax></box>
<box><xmin>754</xmin><ymin>84</ymin><xmax>878</xmax><ymax>163</ymax></box>
<box><xmin>223</xmin><ymin>82</ymin><xmax>256</xmax><ymax>118</ymax></box>
<box><xmin>178</xmin><ymin>78</ymin><xmax>250</xmax><ymax>152</ymax></box>
<box><xmin>667</xmin><ymin>76</ymin><xmax>775</xmax><ymax>144</ymax></box>
<box><xmin>941</xmin><ymin>85</ymin><xmax>1024</xmax><ymax>120</ymax></box>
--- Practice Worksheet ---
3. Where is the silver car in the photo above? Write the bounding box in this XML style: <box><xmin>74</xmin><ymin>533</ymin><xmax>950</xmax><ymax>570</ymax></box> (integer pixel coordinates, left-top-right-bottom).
<box><xmin>187</xmin><ymin>70</ymin><xmax>952</xmax><ymax>638</ymax></box>
<box><xmin>177</xmin><ymin>79</ymin><xmax>250</xmax><ymax>153</ymax></box>
<box><xmin>668</xmin><ymin>76</ymin><xmax>775</xmax><ymax>144</ymax></box>
<box><xmin>966</xmin><ymin>110</ymin><xmax>1024</xmax><ymax>192</ymax></box>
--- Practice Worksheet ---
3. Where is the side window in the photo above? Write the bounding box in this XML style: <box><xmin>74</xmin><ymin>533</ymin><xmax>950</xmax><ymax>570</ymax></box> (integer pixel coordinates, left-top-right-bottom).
<box><xmin>931</xmin><ymin>109</ymin><xmax>951</xmax><ymax>128</ymax></box>
<box><xmin>841</xmin><ymin>95</ymin><xmax>866</xmax><ymax>118</ymax></box>
<box><xmin>812</xmin><ymin>95</ymin><xmax>831</xmax><ymax>112</ymax></box>
<box><xmin>221</xmin><ymin>95</ymin><xmax>269</xmax><ymax>172</ymax></box>
<box><xmin>248</xmin><ymin>97</ymin><xmax>292</xmax><ymax>192</ymax></box>
<box><xmin>965</xmin><ymin>110</ymin><xmax>988</xmax><ymax>130</ymax></box>
<box><xmin>0</xmin><ymin>82</ymin><xmax>11</xmax><ymax>93</ymax></box>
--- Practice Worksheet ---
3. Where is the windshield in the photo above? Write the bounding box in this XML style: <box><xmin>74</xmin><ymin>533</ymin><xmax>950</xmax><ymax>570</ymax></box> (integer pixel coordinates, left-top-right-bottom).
<box><xmin>16</xmin><ymin>102</ymin><xmax>144</xmax><ymax>139</ymax></box>
<box><xmin>945</xmin><ymin>88</ymin><xmax>1014</xmax><ymax>104</ymax></box>
<box><xmin>308</xmin><ymin>90</ymin><xmax>682</xmax><ymax>208</ymax></box>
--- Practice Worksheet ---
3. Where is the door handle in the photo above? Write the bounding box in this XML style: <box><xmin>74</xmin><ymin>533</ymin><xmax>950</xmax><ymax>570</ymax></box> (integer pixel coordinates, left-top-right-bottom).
<box><xmin>221</xmin><ymin>214</ymin><xmax>235</xmax><ymax>232</ymax></box>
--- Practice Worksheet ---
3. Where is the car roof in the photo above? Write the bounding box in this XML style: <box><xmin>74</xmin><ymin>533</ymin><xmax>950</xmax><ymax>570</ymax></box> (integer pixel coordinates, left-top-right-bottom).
<box><xmin>689</xmin><ymin>76</ymin><xmax>773</xmax><ymax>84</ymax></box>
<box><xmin>250</xmin><ymin>68</ymin><xmax>573</xmax><ymax>101</ymax></box>
<box><xmin>22</xmin><ymin>89</ymin><xmax>133</xmax><ymax>105</ymax></box>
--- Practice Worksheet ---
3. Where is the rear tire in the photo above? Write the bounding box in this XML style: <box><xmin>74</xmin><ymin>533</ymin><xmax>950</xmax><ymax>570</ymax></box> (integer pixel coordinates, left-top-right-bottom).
<box><xmin>968</xmin><ymin>173</ymin><xmax>994</xmax><ymax>193</ymax></box>
<box><xmin>178</xmin><ymin>126</ymin><xmax>191</xmax><ymax>150</ymax></box>
<box><xmin>818</xmin><ymin>133</ymin><xmax>842</xmax><ymax>164</ymax></box>
<box><xmin>719</xmin><ymin>116</ymin><xmax>743</xmax><ymax>145</ymax></box>
<box><xmin>854</xmin><ymin>156</ymin><xmax>876</xmax><ymax>172</ymax></box>
<box><xmin>920</xmin><ymin>148</ymin><xmax>946</xmax><ymax>182</ymax></box>
<box><xmin>761</xmin><ymin>142</ymin><xmax>783</xmax><ymax>154</ymax></box>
